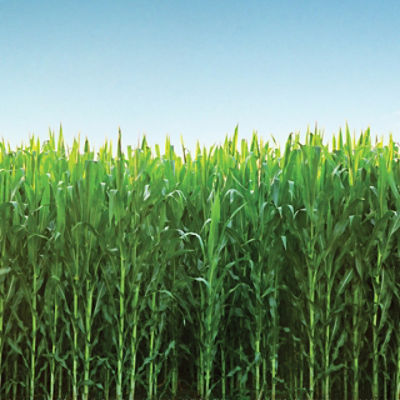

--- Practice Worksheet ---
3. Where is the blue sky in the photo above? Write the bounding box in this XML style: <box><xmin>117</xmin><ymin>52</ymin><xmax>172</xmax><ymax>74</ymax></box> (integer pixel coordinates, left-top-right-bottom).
<box><xmin>1</xmin><ymin>0</ymin><xmax>400</xmax><ymax>152</ymax></box>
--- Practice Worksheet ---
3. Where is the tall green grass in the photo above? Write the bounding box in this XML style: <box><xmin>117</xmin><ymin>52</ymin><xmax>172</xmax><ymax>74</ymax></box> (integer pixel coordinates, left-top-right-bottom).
<box><xmin>1</xmin><ymin>127</ymin><xmax>400</xmax><ymax>399</ymax></box>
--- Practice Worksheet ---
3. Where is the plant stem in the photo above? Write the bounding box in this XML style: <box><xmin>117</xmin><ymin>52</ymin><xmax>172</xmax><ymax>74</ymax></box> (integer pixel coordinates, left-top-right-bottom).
<box><xmin>372</xmin><ymin>272</ymin><xmax>380</xmax><ymax>400</ymax></box>
<box><xmin>117</xmin><ymin>245</ymin><xmax>125</xmax><ymax>400</ymax></box>
<box><xmin>129</xmin><ymin>284</ymin><xmax>140</xmax><ymax>400</ymax></box>
<box><xmin>308</xmin><ymin>266</ymin><xmax>315</xmax><ymax>400</ymax></box>
<box><xmin>353</xmin><ymin>286</ymin><xmax>359</xmax><ymax>400</ymax></box>
<box><xmin>50</xmin><ymin>288</ymin><xmax>58</xmax><ymax>400</ymax></box>
<box><xmin>324</xmin><ymin>289</ymin><xmax>331</xmax><ymax>400</ymax></box>
<box><xmin>30</xmin><ymin>264</ymin><xmax>37</xmax><ymax>400</ymax></box>
<box><xmin>83</xmin><ymin>282</ymin><xmax>93</xmax><ymax>400</ymax></box>
<box><xmin>148</xmin><ymin>291</ymin><xmax>156</xmax><ymax>400</ymax></box>
<box><xmin>73</xmin><ymin>283</ymin><xmax>78</xmax><ymax>400</ymax></box>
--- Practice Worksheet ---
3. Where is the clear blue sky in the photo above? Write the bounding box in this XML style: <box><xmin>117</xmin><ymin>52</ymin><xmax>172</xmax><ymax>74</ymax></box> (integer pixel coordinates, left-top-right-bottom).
<box><xmin>1</xmin><ymin>0</ymin><xmax>400</xmax><ymax>151</ymax></box>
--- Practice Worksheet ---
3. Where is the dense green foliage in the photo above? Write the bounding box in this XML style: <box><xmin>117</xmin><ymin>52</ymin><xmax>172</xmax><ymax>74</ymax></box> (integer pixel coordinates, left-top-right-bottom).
<box><xmin>1</xmin><ymin>127</ymin><xmax>400</xmax><ymax>400</ymax></box>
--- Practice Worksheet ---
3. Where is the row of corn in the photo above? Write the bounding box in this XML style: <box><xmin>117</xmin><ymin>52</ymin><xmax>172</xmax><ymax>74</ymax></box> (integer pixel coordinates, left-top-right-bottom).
<box><xmin>1</xmin><ymin>127</ymin><xmax>400</xmax><ymax>400</ymax></box>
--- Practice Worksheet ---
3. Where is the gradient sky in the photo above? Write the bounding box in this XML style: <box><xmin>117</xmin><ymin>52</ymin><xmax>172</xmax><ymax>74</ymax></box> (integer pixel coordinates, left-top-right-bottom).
<box><xmin>1</xmin><ymin>0</ymin><xmax>400</xmax><ymax>152</ymax></box>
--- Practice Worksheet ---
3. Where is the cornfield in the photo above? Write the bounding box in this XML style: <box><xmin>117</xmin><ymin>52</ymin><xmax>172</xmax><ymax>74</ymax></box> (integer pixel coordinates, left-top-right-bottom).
<box><xmin>1</xmin><ymin>127</ymin><xmax>400</xmax><ymax>400</ymax></box>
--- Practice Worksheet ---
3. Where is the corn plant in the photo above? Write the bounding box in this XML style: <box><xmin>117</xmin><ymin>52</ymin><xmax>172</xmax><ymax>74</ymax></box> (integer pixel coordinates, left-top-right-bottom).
<box><xmin>1</xmin><ymin>128</ymin><xmax>400</xmax><ymax>399</ymax></box>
